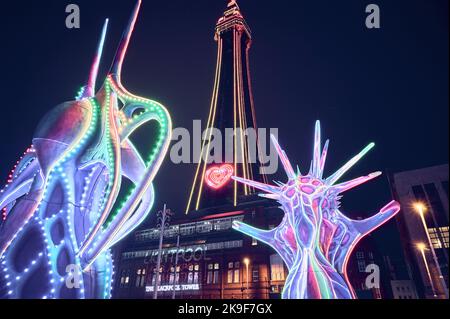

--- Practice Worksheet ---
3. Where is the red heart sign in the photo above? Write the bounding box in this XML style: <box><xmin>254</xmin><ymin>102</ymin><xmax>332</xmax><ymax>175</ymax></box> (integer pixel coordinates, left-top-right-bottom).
<box><xmin>205</xmin><ymin>164</ymin><xmax>234</xmax><ymax>190</ymax></box>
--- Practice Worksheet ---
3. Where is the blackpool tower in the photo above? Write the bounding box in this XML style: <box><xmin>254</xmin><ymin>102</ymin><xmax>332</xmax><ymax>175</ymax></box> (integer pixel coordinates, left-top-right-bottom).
<box><xmin>186</xmin><ymin>1</ymin><xmax>268</xmax><ymax>214</ymax></box>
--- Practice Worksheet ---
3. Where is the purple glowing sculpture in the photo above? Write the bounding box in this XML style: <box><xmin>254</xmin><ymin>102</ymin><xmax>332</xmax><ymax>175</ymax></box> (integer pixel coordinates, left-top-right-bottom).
<box><xmin>233</xmin><ymin>121</ymin><xmax>401</xmax><ymax>299</ymax></box>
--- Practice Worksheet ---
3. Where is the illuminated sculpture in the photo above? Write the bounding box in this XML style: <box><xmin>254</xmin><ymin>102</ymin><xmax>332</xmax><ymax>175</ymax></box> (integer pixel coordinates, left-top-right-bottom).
<box><xmin>233</xmin><ymin>122</ymin><xmax>400</xmax><ymax>299</ymax></box>
<box><xmin>0</xmin><ymin>1</ymin><xmax>172</xmax><ymax>299</ymax></box>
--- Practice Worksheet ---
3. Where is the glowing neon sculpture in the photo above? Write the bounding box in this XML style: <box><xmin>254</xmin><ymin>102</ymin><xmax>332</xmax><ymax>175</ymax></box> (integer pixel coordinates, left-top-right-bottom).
<box><xmin>205</xmin><ymin>164</ymin><xmax>235</xmax><ymax>190</ymax></box>
<box><xmin>232</xmin><ymin>121</ymin><xmax>401</xmax><ymax>299</ymax></box>
<box><xmin>0</xmin><ymin>1</ymin><xmax>172</xmax><ymax>299</ymax></box>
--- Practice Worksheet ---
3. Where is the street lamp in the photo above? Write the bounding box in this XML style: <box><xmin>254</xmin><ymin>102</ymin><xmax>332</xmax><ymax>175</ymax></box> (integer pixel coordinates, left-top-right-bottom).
<box><xmin>243</xmin><ymin>258</ymin><xmax>250</xmax><ymax>298</ymax></box>
<box><xmin>413</xmin><ymin>202</ymin><xmax>448</xmax><ymax>298</ymax></box>
<box><xmin>153</xmin><ymin>204</ymin><xmax>173</xmax><ymax>300</ymax></box>
<box><xmin>416</xmin><ymin>243</ymin><xmax>438</xmax><ymax>298</ymax></box>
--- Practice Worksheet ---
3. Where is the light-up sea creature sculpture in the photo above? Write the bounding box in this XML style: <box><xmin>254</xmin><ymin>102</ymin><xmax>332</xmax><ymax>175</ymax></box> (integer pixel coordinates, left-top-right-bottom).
<box><xmin>0</xmin><ymin>1</ymin><xmax>172</xmax><ymax>299</ymax></box>
<box><xmin>232</xmin><ymin>121</ymin><xmax>400</xmax><ymax>299</ymax></box>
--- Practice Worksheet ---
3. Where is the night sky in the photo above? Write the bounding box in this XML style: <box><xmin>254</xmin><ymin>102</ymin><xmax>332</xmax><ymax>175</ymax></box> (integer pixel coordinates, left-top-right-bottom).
<box><xmin>0</xmin><ymin>1</ymin><xmax>448</xmax><ymax>255</ymax></box>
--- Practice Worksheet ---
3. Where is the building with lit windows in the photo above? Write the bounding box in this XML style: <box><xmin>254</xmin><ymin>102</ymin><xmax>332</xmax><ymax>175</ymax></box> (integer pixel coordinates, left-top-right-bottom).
<box><xmin>389</xmin><ymin>164</ymin><xmax>449</xmax><ymax>299</ymax></box>
<box><xmin>113</xmin><ymin>201</ymin><xmax>290</xmax><ymax>299</ymax></box>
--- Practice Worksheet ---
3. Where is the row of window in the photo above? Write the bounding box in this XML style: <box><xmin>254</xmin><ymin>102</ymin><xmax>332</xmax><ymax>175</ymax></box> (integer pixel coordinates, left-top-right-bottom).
<box><xmin>135</xmin><ymin>216</ymin><xmax>245</xmax><ymax>241</ymax></box>
<box><xmin>428</xmin><ymin>227</ymin><xmax>450</xmax><ymax>249</ymax></box>
<box><xmin>119</xmin><ymin>258</ymin><xmax>281</xmax><ymax>289</ymax></box>
<box><xmin>122</xmin><ymin>240</ymin><xmax>243</xmax><ymax>260</ymax></box>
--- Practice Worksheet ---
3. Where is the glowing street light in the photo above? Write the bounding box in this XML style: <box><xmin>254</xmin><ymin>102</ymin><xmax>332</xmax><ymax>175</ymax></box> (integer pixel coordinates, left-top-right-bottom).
<box><xmin>243</xmin><ymin>258</ymin><xmax>250</xmax><ymax>297</ymax></box>
<box><xmin>416</xmin><ymin>243</ymin><xmax>437</xmax><ymax>298</ymax></box>
<box><xmin>413</xmin><ymin>202</ymin><xmax>448</xmax><ymax>298</ymax></box>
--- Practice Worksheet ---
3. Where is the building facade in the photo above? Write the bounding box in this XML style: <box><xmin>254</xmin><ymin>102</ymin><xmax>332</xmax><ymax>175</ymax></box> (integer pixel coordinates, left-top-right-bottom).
<box><xmin>389</xmin><ymin>164</ymin><xmax>449</xmax><ymax>299</ymax></box>
<box><xmin>113</xmin><ymin>201</ymin><xmax>289</xmax><ymax>299</ymax></box>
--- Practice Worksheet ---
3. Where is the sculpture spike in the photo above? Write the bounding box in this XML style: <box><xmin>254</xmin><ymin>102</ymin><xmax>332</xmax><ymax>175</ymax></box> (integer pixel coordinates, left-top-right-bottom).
<box><xmin>326</xmin><ymin>142</ymin><xmax>375</xmax><ymax>186</ymax></box>
<box><xmin>232</xmin><ymin>176</ymin><xmax>280</xmax><ymax>194</ymax></box>
<box><xmin>110</xmin><ymin>0</ymin><xmax>142</xmax><ymax>84</ymax></box>
<box><xmin>296</xmin><ymin>165</ymin><xmax>302</xmax><ymax>177</ymax></box>
<box><xmin>270</xmin><ymin>135</ymin><xmax>296</xmax><ymax>180</ymax></box>
<box><xmin>318</xmin><ymin>139</ymin><xmax>330</xmax><ymax>179</ymax></box>
<box><xmin>259</xmin><ymin>193</ymin><xmax>281</xmax><ymax>201</ymax></box>
<box><xmin>332</xmin><ymin>172</ymin><xmax>382</xmax><ymax>194</ymax></box>
<box><xmin>84</xmin><ymin>19</ymin><xmax>109</xmax><ymax>98</ymax></box>
<box><xmin>312</xmin><ymin>121</ymin><xmax>321</xmax><ymax>177</ymax></box>
<box><xmin>273</xmin><ymin>181</ymin><xmax>285</xmax><ymax>187</ymax></box>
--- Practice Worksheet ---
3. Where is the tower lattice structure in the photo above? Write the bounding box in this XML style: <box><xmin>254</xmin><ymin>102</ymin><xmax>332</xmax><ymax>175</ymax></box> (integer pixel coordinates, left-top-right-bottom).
<box><xmin>186</xmin><ymin>1</ymin><xmax>268</xmax><ymax>214</ymax></box>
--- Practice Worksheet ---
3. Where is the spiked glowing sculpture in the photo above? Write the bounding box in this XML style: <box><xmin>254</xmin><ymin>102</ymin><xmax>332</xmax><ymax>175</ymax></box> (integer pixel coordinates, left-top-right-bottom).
<box><xmin>0</xmin><ymin>1</ymin><xmax>172</xmax><ymax>299</ymax></box>
<box><xmin>232</xmin><ymin>122</ymin><xmax>401</xmax><ymax>299</ymax></box>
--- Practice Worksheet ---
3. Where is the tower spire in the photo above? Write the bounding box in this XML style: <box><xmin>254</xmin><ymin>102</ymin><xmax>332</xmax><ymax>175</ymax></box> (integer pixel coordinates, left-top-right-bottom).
<box><xmin>228</xmin><ymin>0</ymin><xmax>239</xmax><ymax>9</ymax></box>
<box><xmin>186</xmin><ymin>2</ymin><xmax>265</xmax><ymax>214</ymax></box>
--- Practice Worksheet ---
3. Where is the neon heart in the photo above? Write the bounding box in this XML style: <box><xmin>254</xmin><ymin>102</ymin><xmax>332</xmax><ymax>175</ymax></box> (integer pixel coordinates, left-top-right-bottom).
<box><xmin>205</xmin><ymin>164</ymin><xmax>234</xmax><ymax>190</ymax></box>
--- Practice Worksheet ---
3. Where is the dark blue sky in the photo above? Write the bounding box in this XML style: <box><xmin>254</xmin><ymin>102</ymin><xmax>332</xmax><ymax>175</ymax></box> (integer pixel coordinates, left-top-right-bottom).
<box><xmin>0</xmin><ymin>0</ymin><xmax>448</xmax><ymax>229</ymax></box>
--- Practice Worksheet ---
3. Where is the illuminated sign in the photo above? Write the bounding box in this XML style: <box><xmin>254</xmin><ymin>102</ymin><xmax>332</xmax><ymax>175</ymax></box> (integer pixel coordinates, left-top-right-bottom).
<box><xmin>146</xmin><ymin>284</ymin><xmax>200</xmax><ymax>293</ymax></box>
<box><xmin>205</xmin><ymin>164</ymin><xmax>234</xmax><ymax>189</ymax></box>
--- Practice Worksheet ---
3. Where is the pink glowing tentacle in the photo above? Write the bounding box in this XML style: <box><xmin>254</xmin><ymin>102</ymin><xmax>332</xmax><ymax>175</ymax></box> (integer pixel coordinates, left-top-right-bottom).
<box><xmin>110</xmin><ymin>0</ymin><xmax>142</xmax><ymax>85</ymax></box>
<box><xmin>84</xmin><ymin>19</ymin><xmax>109</xmax><ymax>98</ymax></box>
<box><xmin>353</xmin><ymin>200</ymin><xmax>401</xmax><ymax>235</ymax></box>
<box><xmin>332</xmin><ymin>171</ymin><xmax>382</xmax><ymax>194</ymax></box>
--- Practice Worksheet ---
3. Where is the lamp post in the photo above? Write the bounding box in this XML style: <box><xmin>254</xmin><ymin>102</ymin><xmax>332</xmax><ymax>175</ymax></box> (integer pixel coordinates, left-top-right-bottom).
<box><xmin>417</xmin><ymin>243</ymin><xmax>437</xmax><ymax>298</ymax></box>
<box><xmin>153</xmin><ymin>205</ymin><xmax>173</xmax><ymax>300</ymax></box>
<box><xmin>243</xmin><ymin>258</ymin><xmax>250</xmax><ymax>299</ymax></box>
<box><xmin>172</xmin><ymin>234</ymin><xmax>180</xmax><ymax>300</ymax></box>
<box><xmin>413</xmin><ymin>202</ymin><xmax>449</xmax><ymax>298</ymax></box>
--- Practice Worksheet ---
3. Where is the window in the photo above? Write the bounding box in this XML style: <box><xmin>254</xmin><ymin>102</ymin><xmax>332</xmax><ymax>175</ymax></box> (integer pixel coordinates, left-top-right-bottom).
<box><xmin>227</xmin><ymin>262</ymin><xmax>240</xmax><ymax>284</ymax></box>
<box><xmin>120</xmin><ymin>269</ymin><xmax>131</xmax><ymax>288</ymax></box>
<box><xmin>358</xmin><ymin>260</ymin><xmax>366</xmax><ymax>273</ymax></box>
<box><xmin>207</xmin><ymin>263</ymin><xmax>220</xmax><ymax>285</ymax></box>
<box><xmin>135</xmin><ymin>268</ymin><xmax>146</xmax><ymax>288</ymax></box>
<box><xmin>188</xmin><ymin>264</ymin><xmax>200</xmax><ymax>284</ymax></box>
<box><xmin>428</xmin><ymin>227</ymin><xmax>449</xmax><ymax>249</ymax></box>
<box><xmin>151</xmin><ymin>266</ymin><xmax>163</xmax><ymax>285</ymax></box>
<box><xmin>197</xmin><ymin>222</ymin><xmax>213</xmax><ymax>234</ymax></box>
<box><xmin>270</xmin><ymin>254</ymin><xmax>285</xmax><ymax>281</ymax></box>
<box><xmin>356</xmin><ymin>252</ymin><xmax>364</xmax><ymax>260</ymax></box>
<box><xmin>424</xmin><ymin>183</ymin><xmax>448</xmax><ymax>226</ymax></box>
<box><xmin>214</xmin><ymin>218</ymin><xmax>232</xmax><ymax>231</ymax></box>
<box><xmin>180</xmin><ymin>223</ymin><xmax>196</xmax><ymax>236</ymax></box>
<box><xmin>252</xmin><ymin>238</ymin><xmax>258</xmax><ymax>246</ymax></box>
<box><xmin>169</xmin><ymin>266</ymin><xmax>180</xmax><ymax>285</ymax></box>
<box><xmin>252</xmin><ymin>268</ymin><xmax>259</xmax><ymax>283</ymax></box>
